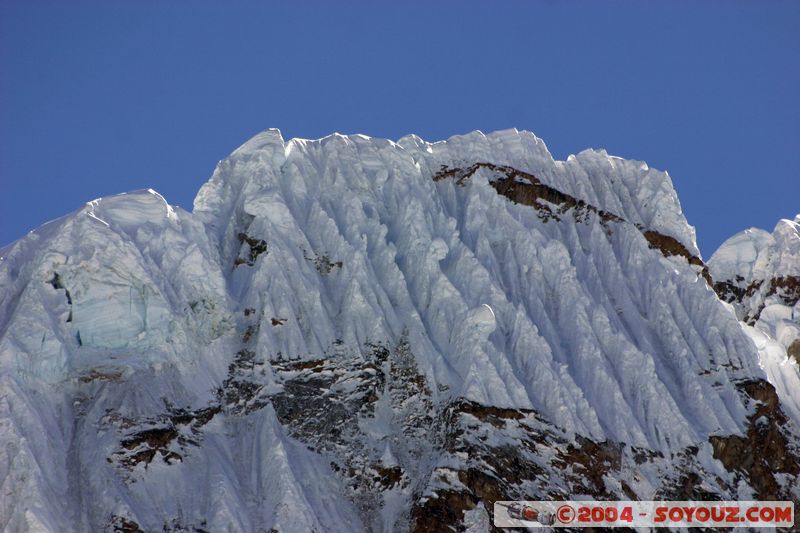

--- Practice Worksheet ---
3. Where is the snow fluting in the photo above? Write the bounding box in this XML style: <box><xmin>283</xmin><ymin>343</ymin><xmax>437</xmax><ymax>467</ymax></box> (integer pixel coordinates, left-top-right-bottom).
<box><xmin>1</xmin><ymin>128</ymin><xmax>798</xmax><ymax>532</ymax></box>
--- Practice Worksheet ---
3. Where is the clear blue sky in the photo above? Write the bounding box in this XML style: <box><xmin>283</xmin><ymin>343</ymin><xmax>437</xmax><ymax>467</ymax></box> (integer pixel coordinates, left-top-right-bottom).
<box><xmin>1</xmin><ymin>1</ymin><xmax>798</xmax><ymax>256</ymax></box>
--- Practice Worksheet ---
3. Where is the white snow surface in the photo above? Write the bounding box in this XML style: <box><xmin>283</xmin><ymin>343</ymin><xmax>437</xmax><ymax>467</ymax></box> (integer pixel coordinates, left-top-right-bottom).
<box><xmin>709</xmin><ymin>215</ymin><xmax>800</xmax><ymax>420</ymax></box>
<box><xmin>710</xmin><ymin>215</ymin><xmax>800</xmax><ymax>347</ymax></box>
<box><xmin>708</xmin><ymin>228</ymin><xmax>775</xmax><ymax>283</ymax></box>
<box><xmin>710</xmin><ymin>214</ymin><xmax>800</xmax><ymax>283</ymax></box>
<box><xmin>0</xmin><ymin>128</ymin><xmax>792</xmax><ymax>532</ymax></box>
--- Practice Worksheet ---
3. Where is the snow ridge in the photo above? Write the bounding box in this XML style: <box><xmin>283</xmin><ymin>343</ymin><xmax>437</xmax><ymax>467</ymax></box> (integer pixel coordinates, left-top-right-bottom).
<box><xmin>1</xmin><ymin>129</ymin><xmax>797</xmax><ymax>532</ymax></box>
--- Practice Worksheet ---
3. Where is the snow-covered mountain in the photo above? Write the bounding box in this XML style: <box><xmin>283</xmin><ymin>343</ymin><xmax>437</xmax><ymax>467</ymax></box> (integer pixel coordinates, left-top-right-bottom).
<box><xmin>709</xmin><ymin>215</ymin><xmax>800</xmax><ymax>429</ymax></box>
<box><xmin>1</xmin><ymin>128</ymin><xmax>798</xmax><ymax>532</ymax></box>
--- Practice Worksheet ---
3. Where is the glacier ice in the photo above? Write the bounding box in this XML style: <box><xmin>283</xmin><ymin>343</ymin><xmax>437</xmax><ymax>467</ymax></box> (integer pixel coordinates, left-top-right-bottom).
<box><xmin>1</xmin><ymin>128</ymin><xmax>798</xmax><ymax>532</ymax></box>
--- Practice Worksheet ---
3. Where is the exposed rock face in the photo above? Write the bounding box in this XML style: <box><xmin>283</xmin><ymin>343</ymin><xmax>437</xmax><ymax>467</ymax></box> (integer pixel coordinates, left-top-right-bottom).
<box><xmin>767</xmin><ymin>276</ymin><xmax>800</xmax><ymax>310</ymax></box>
<box><xmin>709</xmin><ymin>380</ymin><xmax>800</xmax><ymax>500</ymax></box>
<box><xmin>789</xmin><ymin>339</ymin><xmax>800</xmax><ymax>365</ymax></box>
<box><xmin>234</xmin><ymin>232</ymin><xmax>268</xmax><ymax>266</ymax></box>
<box><xmin>1</xmin><ymin>129</ymin><xmax>799</xmax><ymax>532</ymax></box>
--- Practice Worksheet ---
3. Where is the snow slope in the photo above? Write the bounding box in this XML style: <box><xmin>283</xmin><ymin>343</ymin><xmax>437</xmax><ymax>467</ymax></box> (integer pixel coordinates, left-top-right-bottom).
<box><xmin>709</xmin><ymin>215</ymin><xmax>800</xmax><ymax>345</ymax></box>
<box><xmin>2</xmin><ymin>129</ymin><xmax>798</xmax><ymax>532</ymax></box>
<box><xmin>710</xmin><ymin>215</ymin><xmax>800</xmax><ymax>423</ymax></box>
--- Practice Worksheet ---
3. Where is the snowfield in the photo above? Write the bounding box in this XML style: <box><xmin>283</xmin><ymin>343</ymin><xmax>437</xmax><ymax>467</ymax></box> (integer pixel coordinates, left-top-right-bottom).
<box><xmin>1</xmin><ymin>128</ymin><xmax>798</xmax><ymax>532</ymax></box>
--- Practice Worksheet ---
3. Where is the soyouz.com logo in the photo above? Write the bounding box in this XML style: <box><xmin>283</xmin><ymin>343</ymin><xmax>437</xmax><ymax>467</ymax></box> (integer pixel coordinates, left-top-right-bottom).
<box><xmin>493</xmin><ymin>501</ymin><xmax>795</xmax><ymax>528</ymax></box>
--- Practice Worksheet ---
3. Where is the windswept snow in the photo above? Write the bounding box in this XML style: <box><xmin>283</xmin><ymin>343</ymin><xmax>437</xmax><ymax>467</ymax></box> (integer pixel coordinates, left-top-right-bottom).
<box><xmin>1</xmin><ymin>128</ymin><xmax>797</xmax><ymax>532</ymax></box>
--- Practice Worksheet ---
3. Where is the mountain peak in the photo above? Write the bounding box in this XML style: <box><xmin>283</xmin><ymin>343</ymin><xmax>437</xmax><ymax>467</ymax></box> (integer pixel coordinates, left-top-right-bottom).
<box><xmin>2</xmin><ymin>128</ymin><xmax>798</xmax><ymax>532</ymax></box>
